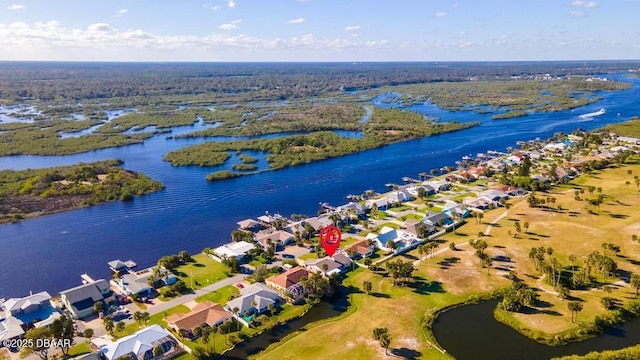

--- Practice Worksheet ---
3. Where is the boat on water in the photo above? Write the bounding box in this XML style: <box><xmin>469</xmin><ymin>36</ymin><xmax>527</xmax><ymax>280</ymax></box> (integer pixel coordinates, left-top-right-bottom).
<box><xmin>578</xmin><ymin>108</ymin><xmax>606</xmax><ymax>119</ymax></box>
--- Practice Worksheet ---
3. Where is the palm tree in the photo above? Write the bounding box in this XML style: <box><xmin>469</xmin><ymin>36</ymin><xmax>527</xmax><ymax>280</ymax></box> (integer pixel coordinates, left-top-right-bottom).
<box><xmin>631</xmin><ymin>274</ymin><xmax>640</xmax><ymax>298</ymax></box>
<box><xmin>568</xmin><ymin>301</ymin><xmax>583</xmax><ymax>323</ymax></box>
<box><xmin>380</xmin><ymin>333</ymin><xmax>392</xmax><ymax>355</ymax></box>
<box><xmin>232</xmin><ymin>307</ymin><xmax>240</xmax><ymax>332</ymax></box>
<box><xmin>363</xmin><ymin>280</ymin><xmax>372</xmax><ymax>294</ymax></box>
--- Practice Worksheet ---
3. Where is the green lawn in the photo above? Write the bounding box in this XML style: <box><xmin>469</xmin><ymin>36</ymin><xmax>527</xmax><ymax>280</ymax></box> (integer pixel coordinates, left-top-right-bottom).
<box><xmin>195</xmin><ymin>285</ymin><xmax>239</xmax><ymax>305</ymax></box>
<box><xmin>117</xmin><ymin>304</ymin><xmax>191</xmax><ymax>338</ymax></box>
<box><xmin>175</xmin><ymin>253</ymin><xmax>231</xmax><ymax>290</ymax></box>
<box><xmin>67</xmin><ymin>341</ymin><xmax>92</xmax><ymax>356</ymax></box>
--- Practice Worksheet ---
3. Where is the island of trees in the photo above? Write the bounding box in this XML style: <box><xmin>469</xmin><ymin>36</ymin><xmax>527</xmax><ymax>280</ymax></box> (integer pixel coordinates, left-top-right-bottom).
<box><xmin>0</xmin><ymin>160</ymin><xmax>164</xmax><ymax>224</ymax></box>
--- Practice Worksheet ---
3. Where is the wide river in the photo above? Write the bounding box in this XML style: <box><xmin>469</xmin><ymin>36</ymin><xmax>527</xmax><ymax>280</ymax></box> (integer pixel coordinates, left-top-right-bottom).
<box><xmin>0</xmin><ymin>74</ymin><xmax>639</xmax><ymax>298</ymax></box>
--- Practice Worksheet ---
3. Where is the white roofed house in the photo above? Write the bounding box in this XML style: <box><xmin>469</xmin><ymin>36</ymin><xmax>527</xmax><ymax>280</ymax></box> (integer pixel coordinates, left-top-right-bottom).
<box><xmin>0</xmin><ymin>291</ymin><xmax>61</xmax><ymax>342</ymax></box>
<box><xmin>365</xmin><ymin>226</ymin><xmax>417</xmax><ymax>252</ymax></box>
<box><xmin>236</xmin><ymin>218</ymin><xmax>262</xmax><ymax>231</ymax></box>
<box><xmin>423</xmin><ymin>180</ymin><xmax>451</xmax><ymax>192</ymax></box>
<box><xmin>60</xmin><ymin>279</ymin><xmax>116</xmax><ymax>319</ymax></box>
<box><xmin>211</xmin><ymin>241</ymin><xmax>255</xmax><ymax>262</ymax></box>
<box><xmin>99</xmin><ymin>324</ymin><xmax>181</xmax><ymax>360</ymax></box>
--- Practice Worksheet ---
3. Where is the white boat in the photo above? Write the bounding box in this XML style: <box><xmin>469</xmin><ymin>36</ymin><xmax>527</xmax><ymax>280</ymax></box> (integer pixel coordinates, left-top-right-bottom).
<box><xmin>578</xmin><ymin>108</ymin><xmax>605</xmax><ymax>119</ymax></box>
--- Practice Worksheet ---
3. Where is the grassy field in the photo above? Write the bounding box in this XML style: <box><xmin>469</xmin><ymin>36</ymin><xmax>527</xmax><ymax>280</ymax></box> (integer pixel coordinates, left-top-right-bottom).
<box><xmin>254</xmin><ymin>158</ymin><xmax>640</xmax><ymax>359</ymax></box>
<box><xmin>195</xmin><ymin>284</ymin><xmax>239</xmax><ymax>305</ymax></box>
<box><xmin>174</xmin><ymin>253</ymin><xmax>231</xmax><ymax>290</ymax></box>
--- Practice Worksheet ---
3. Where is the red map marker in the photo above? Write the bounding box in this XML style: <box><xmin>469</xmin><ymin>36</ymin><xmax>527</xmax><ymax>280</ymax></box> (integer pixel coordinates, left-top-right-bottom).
<box><xmin>319</xmin><ymin>225</ymin><xmax>342</xmax><ymax>257</ymax></box>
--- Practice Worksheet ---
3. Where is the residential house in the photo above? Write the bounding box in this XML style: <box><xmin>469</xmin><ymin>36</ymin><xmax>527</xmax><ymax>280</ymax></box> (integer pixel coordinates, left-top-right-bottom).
<box><xmin>366</xmin><ymin>226</ymin><xmax>417</xmax><ymax>251</ymax></box>
<box><xmin>115</xmin><ymin>267</ymin><xmax>176</xmax><ymax>298</ymax></box>
<box><xmin>236</xmin><ymin>219</ymin><xmax>262</xmax><ymax>231</ymax></box>
<box><xmin>304</xmin><ymin>253</ymin><xmax>352</xmax><ymax>277</ymax></box>
<box><xmin>463</xmin><ymin>196</ymin><xmax>491</xmax><ymax>210</ymax></box>
<box><xmin>442</xmin><ymin>200</ymin><xmax>470</xmax><ymax>219</ymax></box>
<box><xmin>99</xmin><ymin>324</ymin><xmax>180</xmax><ymax>360</ymax></box>
<box><xmin>255</xmin><ymin>230</ymin><xmax>294</xmax><ymax>250</ymax></box>
<box><xmin>265</xmin><ymin>267</ymin><xmax>310</xmax><ymax>301</ymax></box>
<box><xmin>344</xmin><ymin>239</ymin><xmax>374</xmax><ymax>258</ymax></box>
<box><xmin>165</xmin><ymin>302</ymin><xmax>231</xmax><ymax>335</ymax></box>
<box><xmin>365</xmin><ymin>197</ymin><xmax>392</xmax><ymax>210</ymax></box>
<box><xmin>0</xmin><ymin>291</ymin><xmax>61</xmax><ymax>342</ymax></box>
<box><xmin>617</xmin><ymin>136</ymin><xmax>640</xmax><ymax>145</ymax></box>
<box><xmin>543</xmin><ymin>142</ymin><xmax>567</xmax><ymax>153</ymax></box>
<box><xmin>386</xmin><ymin>188</ymin><xmax>414</xmax><ymax>203</ymax></box>
<box><xmin>477</xmin><ymin>189</ymin><xmax>508</xmax><ymax>202</ymax></box>
<box><xmin>423</xmin><ymin>180</ymin><xmax>450</xmax><ymax>192</ymax></box>
<box><xmin>224</xmin><ymin>283</ymin><xmax>280</xmax><ymax>327</ymax></box>
<box><xmin>60</xmin><ymin>279</ymin><xmax>115</xmax><ymax>319</ymax></box>
<box><xmin>422</xmin><ymin>211</ymin><xmax>453</xmax><ymax>227</ymax></box>
<box><xmin>335</xmin><ymin>202</ymin><xmax>365</xmax><ymax>217</ymax></box>
<box><xmin>407</xmin><ymin>184</ymin><xmax>436</xmax><ymax>198</ymax></box>
<box><xmin>403</xmin><ymin>219</ymin><xmax>435</xmax><ymax>238</ymax></box>
<box><xmin>211</xmin><ymin>241</ymin><xmax>255</xmax><ymax>262</ymax></box>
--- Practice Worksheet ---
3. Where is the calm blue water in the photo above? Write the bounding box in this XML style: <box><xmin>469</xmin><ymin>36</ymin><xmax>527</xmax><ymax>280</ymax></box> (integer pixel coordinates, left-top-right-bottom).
<box><xmin>0</xmin><ymin>74</ymin><xmax>639</xmax><ymax>298</ymax></box>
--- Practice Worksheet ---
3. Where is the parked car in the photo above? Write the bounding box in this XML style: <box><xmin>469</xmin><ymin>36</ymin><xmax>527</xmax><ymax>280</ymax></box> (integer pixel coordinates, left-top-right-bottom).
<box><xmin>236</xmin><ymin>282</ymin><xmax>244</xmax><ymax>289</ymax></box>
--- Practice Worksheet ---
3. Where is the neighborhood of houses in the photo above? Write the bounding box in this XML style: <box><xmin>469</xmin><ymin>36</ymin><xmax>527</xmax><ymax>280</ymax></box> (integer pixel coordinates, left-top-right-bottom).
<box><xmin>1</xmin><ymin>131</ymin><xmax>639</xmax><ymax>360</ymax></box>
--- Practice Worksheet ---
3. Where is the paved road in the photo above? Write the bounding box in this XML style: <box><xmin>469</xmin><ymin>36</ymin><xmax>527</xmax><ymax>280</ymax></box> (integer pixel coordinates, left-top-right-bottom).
<box><xmin>145</xmin><ymin>273</ymin><xmax>246</xmax><ymax>315</ymax></box>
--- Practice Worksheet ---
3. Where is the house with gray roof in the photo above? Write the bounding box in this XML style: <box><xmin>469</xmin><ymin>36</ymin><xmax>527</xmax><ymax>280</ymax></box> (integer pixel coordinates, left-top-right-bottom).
<box><xmin>60</xmin><ymin>279</ymin><xmax>115</xmax><ymax>319</ymax></box>
<box><xmin>0</xmin><ymin>291</ymin><xmax>61</xmax><ymax>342</ymax></box>
<box><xmin>99</xmin><ymin>324</ymin><xmax>180</xmax><ymax>360</ymax></box>
<box><xmin>224</xmin><ymin>283</ymin><xmax>280</xmax><ymax>327</ymax></box>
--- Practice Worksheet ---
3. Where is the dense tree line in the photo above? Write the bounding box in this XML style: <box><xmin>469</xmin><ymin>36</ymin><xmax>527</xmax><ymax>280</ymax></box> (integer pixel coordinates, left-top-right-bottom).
<box><xmin>0</xmin><ymin>160</ymin><xmax>164</xmax><ymax>223</ymax></box>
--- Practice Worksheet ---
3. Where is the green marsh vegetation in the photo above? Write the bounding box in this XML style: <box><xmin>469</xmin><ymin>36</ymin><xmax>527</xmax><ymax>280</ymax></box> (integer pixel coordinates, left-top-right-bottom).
<box><xmin>0</xmin><ymin>160</ymin><xmax>164</xmax><ymax>224</ymax></box>
<box><xmin>163</xmin><ymin>107</ymin><xmax>478</xmax><ymax>180</ymax></box>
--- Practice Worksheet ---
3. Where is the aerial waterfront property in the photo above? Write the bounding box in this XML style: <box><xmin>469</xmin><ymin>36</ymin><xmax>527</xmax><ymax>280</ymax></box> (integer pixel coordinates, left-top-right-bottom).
<box><xmin>2</xmin><ymin>2</ymin><xmax>640</xmax><ymax>359</ymax></box>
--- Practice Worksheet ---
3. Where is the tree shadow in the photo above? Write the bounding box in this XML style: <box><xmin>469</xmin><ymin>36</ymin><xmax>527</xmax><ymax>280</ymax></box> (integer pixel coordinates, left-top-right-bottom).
<box><xmin>410</xmin><ymin>279</ymin><xmax>444</xmax><ymax>295</ymax></box>
<box><xmin>391</xmin><ymin>348</ymin><xmax>422</xmax><ymax>359</ymax></box>
<box><xmin>193</xmin><ymin>263</ymin><xmax>205</xmax><ymax>268</ymax></box>
<box><xmin>438</xmin><ymin>257</ymin><xmax>460</xmax><ymax>269</ymax></box>
<box><xmin>369</xmin><ymin>292</ymin><xmax>391</xmax><ymax>298</ymax></box>
<box><xmin>494</xmin><ymin>245</ymin><xmax>505</xmax><ymax>249</ymax></box>
<box><xmin>403</xmin><ymin>253</ymin><xmax>418</xmax><ymax>260</ymax></box>
<box><xmin>627</xmin><ymin>259</ymin><xmax>640</xmax><ymax>266</ymax></box>
<box><xmin>568</xmin><ymin>211</ymin><xmax>580</xmax><ymax>217</ymax></box>
<box><xmin>609</xmin><ymin>213</ymin><xmax>629</xmax><ymax>219</ymax></box>
<box><xmin>526</xmin><ymin>232</ymin><xmax>549</xmax><ymax>238</ymax></box>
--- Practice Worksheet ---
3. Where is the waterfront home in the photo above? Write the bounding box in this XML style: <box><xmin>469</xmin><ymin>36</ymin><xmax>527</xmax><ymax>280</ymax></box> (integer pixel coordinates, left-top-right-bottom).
<box><xmin>265</xmin><ymin>266</ymin><xmax>310</xmax><ymax>301</ymax></box>
<box><xmin>407</xmin><ymin>184</ymin><xmax>436</xmax><ymax>198</ymax></box>
<box><xmin>255</xmin><ymin>230</ymin><xmax>294</xmax><ymax>250</ymax></box>
<box><xmin>211</xmin><ymin>241</ymin><xmax>255</xmax><ymax>262</ymax></box>
<box><xmin>165</xmin><ymin>302</ymin><xmax>231</xmax><ymax>335</ymax></box>
<box><xmin>386</xmin><ymin>188</ymin><xmax>414</xmax><ymax>203</ymax></box>
<box><xmin>224</xmin><ymin>283</ymin><xmax>280</xmax><ymax>327</ymax></box>
<box><xmin>336</xmin><ymin>202</ymin><xmax>365</xmax><ymax>217</ymax></box>
<box><xmin>422</xmin><ymin>211</ymin><xmax>453</xmax><ymax>227</ymax></box>
<box><xmin>490</xmin><ymin>185</ymin><xmax>527</xmax><ymax>197</ymax></box>
<box><xmin>100</xmin><ymin>324</ymin><xmax>181</xmax><ymax>360</ymax></box>
<box><xmin>0</xmin><ymin>291</ymin><xmax>61</xmax><ymax>342</ymax></box>
<box><xmin>543</xmin><ymin>142</ymin><xmax>568</xmax><ymax>153</ymax></box>
<box><xmin>423</xmin><ymin>180</ymin><xmax>450</xmax><ymax>192</ymax></box>
<box><xmin>60</xmin><ymin>279</ymin><xmax>115</xmax><ymax>319</ymax></box>
<box><xmin>114</xmin><ymin>267</ymin><xmax>176</xmax><ymax>297</ymax></box>
<box><xmin>107</xmin><ymin>259</ymin><xmax>136</xmax><ymax>274</ymax></box>
<box><xmin>236</xmin><ymin>218</ymin><xmax>262</xmax><ymax>231</ymax></box>
<box><xmin>365</xmin><ymin>197</ymin><xmax>392</xmax><ymax>210</ymax></box>
<box><xmin>344</xmin><ymin>239</ymin><xmax>374</xmax><ymax>258</ymax></box>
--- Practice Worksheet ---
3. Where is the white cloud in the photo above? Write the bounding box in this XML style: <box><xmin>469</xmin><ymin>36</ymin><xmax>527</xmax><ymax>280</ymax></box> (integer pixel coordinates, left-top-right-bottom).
<box><xmin>203</xmin><ymin>4</ymin><xmax>222</xmax><ymax>10</ymax></box>
<box><xmin>452</xmin><ymin>3</ymin><xmax>460</xmax><ymax>7</ymax></box>
<box><xmin>288</xmin><ymin>18</ymin><xmax>305</xmax><ymax>24</ymax></box>
<box><xmin>345</xmin><ymin>25</ymin><xmax>360</xmax><ymax>31</ymax></box>
<box><xmin>219</xmin><ymin>23</ymin><xmax>237</xmax><ymax>30</ymax></box>
<box><xmin>435</xmin><ymin>12</ymin><xmax>448</xmax><ymax>17</ymax></box>
<box><xmin>571</xmin><ymin>1</ymin><xmax>598</xmax><ymax>7</ymax></box>
<box><xmin>231</xmin><ymin>19</ymin><xmax>242</xmax><ymax>24</ymax></box>
<box><xmin>88</xmin><ymin>23</ymin><xmax>116</xmax><ymax>32</ymax></box>
<box><xmin>118</xmin><ymin>9</ymin><xmax>128</xmax><ymax>14</ymax></box>
<box><xmin>7</xmin><ymin>4</ymin><xmax>24</xmax><ymax>10</ymax></box>
<box><xmin>228</xmin><ymin>0</ymin><xmax>236</xmax><ymax>8</ymax></box>
<box><xmin>571</xmin><ymin>10</ymin><xmax>586</xmax><ymax>17</ymax></box>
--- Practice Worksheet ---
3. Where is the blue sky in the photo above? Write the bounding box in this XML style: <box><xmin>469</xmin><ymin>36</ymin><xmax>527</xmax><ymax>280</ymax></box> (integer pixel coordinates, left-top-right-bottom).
<box><xmin>1</xmin><ymin>0</ymin><xmax>639</xmax><ymax>62</ymax></box>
